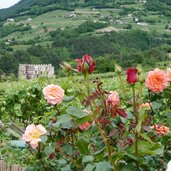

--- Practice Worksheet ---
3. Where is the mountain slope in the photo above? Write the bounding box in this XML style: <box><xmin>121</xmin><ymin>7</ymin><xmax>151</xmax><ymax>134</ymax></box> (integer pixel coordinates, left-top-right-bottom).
<box><xmin>0</xmin><ymin>0</ymin><xmax>118</xmax><ymax>22</ymax></box>
<box><xmin>0</xmin><ymin>0</ymin><xmax>79</xmax><ymax>21</ymax></box>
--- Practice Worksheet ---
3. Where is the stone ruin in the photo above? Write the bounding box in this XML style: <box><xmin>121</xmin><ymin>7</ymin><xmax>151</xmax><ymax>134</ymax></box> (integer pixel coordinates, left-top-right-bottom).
<box><xmin>18</xmin><ymin>64</ymin><xmax>55</xmax><ymax>79</ymax></box>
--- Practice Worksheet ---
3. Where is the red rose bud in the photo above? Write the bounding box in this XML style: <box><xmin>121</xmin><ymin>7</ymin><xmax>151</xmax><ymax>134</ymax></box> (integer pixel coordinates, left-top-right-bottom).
<box><xmin>75</xmin><ymin>54</ymin><xmax>96</xmax><ymax>74</ymax></box>
<box><xmin>127</xmin><ymin>137</ymin><xmax>133</xmax><ymax>145</ymax></box>
<box><xmin>49</xmin><ymin>153</ymin><xmax>55</xmax><ymax>160</ymax></box>
<box><xmin>126</xmin><ymin>68</ymin><xmax>138</xmax><ymax>84</ymax></box>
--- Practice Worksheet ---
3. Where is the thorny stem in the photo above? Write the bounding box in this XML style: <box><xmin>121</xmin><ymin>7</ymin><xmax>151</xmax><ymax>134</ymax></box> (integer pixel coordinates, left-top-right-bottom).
<box><xmin>84</xmin><ymin>73</ymin><xmax>118</xmax><ymax>171</ymax></box>
<box><xmin>132</xmin><ymin>86</ymin><xmax>140</xmax><ymax>171</ymax></box>
<box><xmin>58</xmin><ymin>145</ymin><xmax>82</xmax><ymax>169</ymax></box>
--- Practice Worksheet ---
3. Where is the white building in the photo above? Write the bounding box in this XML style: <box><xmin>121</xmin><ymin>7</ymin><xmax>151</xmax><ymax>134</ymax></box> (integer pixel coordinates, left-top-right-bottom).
<box><xmin>18</xmin><ymin>64</ymin><xmax>55</xmax><ymax>79</ymax></box>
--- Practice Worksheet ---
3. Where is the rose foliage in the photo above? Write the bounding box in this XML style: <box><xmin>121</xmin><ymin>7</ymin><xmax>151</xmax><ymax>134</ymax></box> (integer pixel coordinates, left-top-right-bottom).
<box><xmin>0</xmin><ymin>56</ymin><xmax>171</xmax><ymax>171</ymax></box>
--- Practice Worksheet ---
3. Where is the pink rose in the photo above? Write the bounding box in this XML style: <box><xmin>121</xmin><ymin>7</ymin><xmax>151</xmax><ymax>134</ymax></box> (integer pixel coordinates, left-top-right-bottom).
<box><xmin>22</xmin><ymin>124</ymin><xmax>46</xmax><ymax>149</ymax></box>
<box><xmin>78</xmin><ymin>109</ymin><xmax>91</xmax><ymax>131</ymax></box>
<box><xmin>43</xmin><ymin>84</ymin><xmax>64</xmax><ymax>105</ymax></box>
<box><xmin>106</xmin><ymin>91</ymin><xmax>120</xmax><ymax>107</ymax></box>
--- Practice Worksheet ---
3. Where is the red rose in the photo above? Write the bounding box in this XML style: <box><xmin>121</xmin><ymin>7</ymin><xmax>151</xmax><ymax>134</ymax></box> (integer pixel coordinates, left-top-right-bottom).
<box><xmin>75</xmin><ymin>54</ymin><xmax>96</xmax><ymax>74</ymax></box>
<box><xmin>126</xmin><ymin>68</ymin><xmax>138</xmax><ymax>84</ymax></box>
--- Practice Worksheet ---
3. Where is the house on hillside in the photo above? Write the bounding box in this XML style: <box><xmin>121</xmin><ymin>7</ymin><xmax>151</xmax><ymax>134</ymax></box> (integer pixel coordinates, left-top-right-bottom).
<box><xmin>27</xmin><ymin>18</ymin><xmax>32</xmax><ymax>22</ymax></box>
<box><xmin>7</xmin><ymin>18</ymin><xmax>15</xmax><ymax>22</ymax></box>
<box><xmin>137</xmin><ymin>22</ymin><xmax>148</xmax><ymax>26</ymax></box>
<box><xmin>64</xmin><ymin>13</ymin><xmax>77</xmax><ymax>19</ymax></box>
<box><xmin>18</xmin><ymin>64</ymin><xmax>55</xmax><ymax>79</ymax></box>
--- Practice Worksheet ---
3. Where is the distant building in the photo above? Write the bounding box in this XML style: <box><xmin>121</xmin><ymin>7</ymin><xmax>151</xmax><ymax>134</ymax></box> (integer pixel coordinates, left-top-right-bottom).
<box><xmin>114</xmin><ymin>20</ymin><xmax>127</xmax><ymax>25</ymax></box>
<box><xmin>65</xmin><ymin>13</ymin><xmax>77</xmax><ymax>18</ymax></box>
<box><xmin>168</xmin><ymin>25</ymin><xmax>171</xmax><ymax>30</ymax></box>
<box><xmin>128</xmin><ymin>14</ymin><xmax>132</xmax><ymax>18</ymax></box>
<box><xmin>139</xmin><ymin>0</ymin><xmax>147</xmax><ymax>3</ymax></box>
<box><xmin>134</xmin><ymin>18</ymin><xmax>139</xmax><ymax>22</ymax></box>
<box><xmin>18</xmin><ymin>64</ymin><xmax>55</xmax><ymax>79</ymax></box>
<box><xmin>7</xmin><ymin>18</ymin><xmax>14</xmax><ymax>22</ymax></box>
<box><xmin>26</xmin><ymin>18</ymin><xmax>32</xmax><ymax>22</ymax></box>
<box><xmin>137</xmin><ymin>22</ymin><xmax>148</xmax><ymax>26</ymax></box>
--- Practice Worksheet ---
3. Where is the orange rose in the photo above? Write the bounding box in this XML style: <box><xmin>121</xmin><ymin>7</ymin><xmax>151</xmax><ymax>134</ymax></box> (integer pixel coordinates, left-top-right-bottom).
<box><xmin>43</xmin><ymin>84</ymin><xmax>64</xmax><ymax>105</ymax></box>
<box><xmin>145</xmin><ymin>68</ymin><xmax>167</xmax><ymax>92</ymax></box>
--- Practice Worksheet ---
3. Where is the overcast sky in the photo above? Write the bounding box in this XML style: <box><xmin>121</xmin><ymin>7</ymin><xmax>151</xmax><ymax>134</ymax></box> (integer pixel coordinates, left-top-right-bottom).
<box><xmin>0</xmin><ymin>0</ymin><xmax>21</xmax><ymax>9</ymax></box>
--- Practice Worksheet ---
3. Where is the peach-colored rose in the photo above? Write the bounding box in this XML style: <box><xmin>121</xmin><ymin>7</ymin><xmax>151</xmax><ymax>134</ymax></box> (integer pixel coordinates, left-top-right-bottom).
<box><xmin>78</xmin><ymin>109</ymin><xmax>91</xmax><ymax>131</ymax></box>
<box><xmin>145</xmin><ymin>68</ymin><xmax>167</xmax><ymax>92</ymax></box>
<box><xmin>167</xmin><ymin>68</ymin><xmax>171</xmax><ymax>82</ymax></box>
<box><xmin>139</xmin><ymin>102</ymin><xmax>151</xmax><ymax>110</ymax></box>
<box><xmin>106</xmin><ymin>91</ymin><xmax>120</xmax><ymax>107</ymax></box>
<box><xmin>79</xmin><ymin>122</ymin><xmax>91</xmax><ymax>131</ymax></box>
<box><xmin>22</xmin><ymin>124</ymin><xmax>46</xmax><ymax>149</ymax></box>
<box><xmin>151</xmin><ymin>124</ymin><xmax>169</xmax><ymax>135</ymax></box>
<box><xmin>43</xmin><ymin>84</ymin><xmax>64</xmax><ymax>105</ymax></box>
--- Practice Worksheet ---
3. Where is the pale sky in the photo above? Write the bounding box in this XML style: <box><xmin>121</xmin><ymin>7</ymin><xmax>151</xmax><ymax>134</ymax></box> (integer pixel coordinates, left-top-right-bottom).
<box><xmin>0</xmin><ymin>0</ymin><xmax>21</xmax><ymax>9</ymax></box>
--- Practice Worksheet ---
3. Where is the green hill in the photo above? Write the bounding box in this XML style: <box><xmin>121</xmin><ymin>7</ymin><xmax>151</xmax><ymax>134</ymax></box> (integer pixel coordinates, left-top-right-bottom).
<box><xmin>0</xmin><ymin>0</ymin><xmax>171</xmax><ymax>78</ymax></box>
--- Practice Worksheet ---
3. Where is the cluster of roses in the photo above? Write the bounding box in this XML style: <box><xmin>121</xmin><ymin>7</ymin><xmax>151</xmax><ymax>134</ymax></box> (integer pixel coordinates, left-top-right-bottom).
<box><xmin>126</xmin><ymin>67</ymin><xmax>171</xmax><ymax>92</ymax></box>
<box><xmin>22</xmin><ymin>54</ymin><xmax>170</xmax><ymax>149</ymax></box>
<box><xmin>127</xmin><ymin>67</ymin><xmax>170</xmax><ymax>135</ymax></box>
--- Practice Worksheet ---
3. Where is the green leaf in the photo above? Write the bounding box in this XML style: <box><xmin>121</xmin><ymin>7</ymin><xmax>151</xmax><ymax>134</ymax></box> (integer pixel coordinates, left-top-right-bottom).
<box><xmin>53</xmin><ymin>114</ymin><xmax>72</xmax><ymax>128</ymax></box>
<box><xmin>140</xmin><ymin>133</ymin><xmax>153</xmax><ymax>144</ymax></box>
<box><xmin>76</xmin><ymin>115</ymin><xmax>92</xmax><ymax>124</ymax></box>
<box><xmin>76</xmin><ymin>138</ymin><xmax>89</xmax><ymax>155</ymax></box>
<box><xmin>62</xmin><ymin>144</ymin><xmax>73</xmax><ymax>156</ymax></box>
<box><xmin>14</xmin><ymin>104</ymin><xmax>22</xmax><ymax>116</ymax></box>
<box><xmin>83</xmin><ymin>164</ymin><xmax>95</xmax><ymax>171</ymax></box>
<box><xmin>40</xmin><ymin>135</ymin><xmax>48</xmax><ymax>143</ymax></box>
<box><xmin>57</xmin><ymin>159</ymin><xmax>67</xmax><ymax>165</ymax></box>
<box><xmin>151</xmin><ymin>102</ymin><xmax>161</xmax><ymax>110</ymax></box>
<box><xmin>63</xmin><ymin>95</ymin><xmax>75</xmax><ymax>102</ymax></box>
<box><xmin>127</xmin><ymin>141</ymin><xmax>163</xmax><ymax>156</ymax></box>
<box><xmin>120</xmin><ymin>163</ymin><xmax>137</xmax><ymax>171</ymax></box>
<box><xmin>61</xmin><ymin>165</ymin><xmax>71</xmax><ymax>171</ymax></box>
<box><xmin>66</xmin><ymin>106</ymin><xmax>88</xmax><ymax>119</ymax></box>
<box><xmin>61</xmin><ymin>120</ymin><xmax>74</xmax><ymax>129</ymax></box>
<box><xmin>125</xmin><ymin>153</ymin><xmax>141</xmax><ymax>162</ymax></box>
<box><xmin>25</xmin><ymin>167</ymin><xmax>35</xmax><ymax>171</ymax></box>
<box><xmin>95</xmin><ymin>161</ymin><xmax>112</xmax><ymax>171</ymax></box>
<box><xmin>9</xmin><ymin>140</ymin><xmax>27</xmax><ymax>148</ymax></box>
<box><xmin>82</xmin><ymin>156</ymin><xmax>94</xmax><ymax>163</ymax></box>
<box><xmin>44</xmin><ymin>146</ymin><xmax>55</xmax><ymax>156</ymax></box>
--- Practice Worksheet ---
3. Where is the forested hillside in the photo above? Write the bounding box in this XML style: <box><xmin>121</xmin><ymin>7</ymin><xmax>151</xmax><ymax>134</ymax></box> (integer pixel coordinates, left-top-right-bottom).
<box><xmin>0</xmin><ymin>0</ymin><xmax>171</xmax><ymax>79</ymax></box>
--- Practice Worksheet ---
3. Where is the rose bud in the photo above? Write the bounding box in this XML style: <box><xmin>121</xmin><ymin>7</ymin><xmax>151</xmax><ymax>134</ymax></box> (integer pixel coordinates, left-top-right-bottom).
<box><xmin>60</xmin><ymin>62</ymin><xmax>72</xmax><ymax>72</ymax></box>
<box><xmin>115</xmin><ymin>63</ymin><xmax>122</xmax><ymax>74</ymax></box>
<box><xmin>126</xmin><ymin>68</ymin><xmax>138</xmax><ymax>84</ymax></box>
<box><xmin>75</xmin><ymin>54</ymin><xmax>96</xmax><ymax>74</ymax></box>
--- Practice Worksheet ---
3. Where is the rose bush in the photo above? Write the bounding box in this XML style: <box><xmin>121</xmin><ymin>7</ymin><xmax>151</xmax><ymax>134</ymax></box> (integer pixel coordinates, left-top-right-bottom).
<box><xmin>0</xmin><ymin>55</ymin><xmax>171</xmax><ymax>171</ymax></box>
